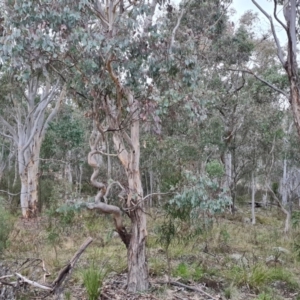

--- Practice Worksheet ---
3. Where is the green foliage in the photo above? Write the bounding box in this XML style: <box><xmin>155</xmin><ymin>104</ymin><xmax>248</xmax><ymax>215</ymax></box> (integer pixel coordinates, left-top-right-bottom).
<box><xmin>82</xmin><ymin>265</ymin><xmax>105</xmax><ymax>300</ymax></box>
<box><xmin>172</xmin><ymin>262</ymin><xmax>204</xmax><ymax>282</ymax></box>
<box><xmin>41</xmin><ymin>105</ymin><xmax>85</xmax><ymax>160</ymax></box>
<box><xmin>292</xmin><ymin>210</ymin><xmax>300</xmax><ymax>229</ymax></box>
<box><xmin>220</xmin><ymin>227</ymin><xmax>230</xmax><ymax>244</ymax></box>
<box><xmin>174</xmin><ymin>262</ymin><xmax>189</xmax><ymax>279</ymax></box>
<box><xmin>213</xmin><ymin>25</ymin><xmax>254</xmax><ymax>65</ymax></box>
<box><xmin>167</xmin><ymin>171</ymin><xmax>232</xmax><ymax>221</ymax></box>
<box><xmin>0</xmin><ymin>204</ymin><xmax>14</xmax><ymax>254</ymax></box>
<box><xmin>46</xmin><ymin>227</ymin><xmax>62</xmax><ymax>257</ymax></box>
<box><xmin>206</xmin><ymin>160</ymin><xmax>224</xmax><ymax>178</ymax></box>
<box><xmin>0</xmin><ymin>169</ymin><xmax>21</xmax><ymax>214</ymax></box>
<box><xmin>156</xmin><ymin>218</ymin><xmax>176</xmax><ymax>250</ymax></box>
<box><xmin>271</xmin><ymin>182</ymin><xmax>279</xmax><ymax>196</ymax></box>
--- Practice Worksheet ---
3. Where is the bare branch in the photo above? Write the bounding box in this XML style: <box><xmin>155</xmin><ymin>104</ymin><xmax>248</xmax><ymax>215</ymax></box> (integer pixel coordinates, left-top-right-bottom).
<box><xmin>0</xmin><ymin>275</ymin><xmax>14</xmax><ymax>280</ymax></box>
<box><xmin>123</xmin><ymin>131</ymin><xmax>134</xmax><ymax>150</ymax></box>
<box><xmin>0</xmin><ymin>116</ymin><xmax>18</xmax><ymax>143</ymax></box>
<box><xmin>228</xmin><ymin>68</ymin><xmax>289</xmax><ymax>98</ymax></box>
<box><xmin>52</xmin><ymin>237</ymin><xmax>93</xmax><ymax>294</ymax></box>
<box><xmin>42</xmin><ymin>84</ymin><xmax>67</xmax><ymax>137</ymax></box>
<box><xmin>103</xmin><ymin>180</ymin><xmax>126</xmax><ymax>203</ymax></box>
<box><xmin>15</xmin><ymin>273</ymin><xmax>52</xmax><ymax>291</ymax></box>
<box><xmin>159</xmin><ymin>280</ymin><xmax>218</xmax><ymax>300</ymax></box>
<box><xmin>21</xmin><ymin>81</ymin><xmax>61</xmax><ymax>153</ymax></box>
<box><xmin>123</xmin><ymin>192</ymin><xmax>176</xmax><ymax>211</ymax></box>
<box><xmin>92</xmin><ymin>1</ymin><xmax>110</xmax><ymax>28</ymax></box>
<box><xmin>93</xmin><ymin>149</ymin><xmax>118</xmax><ymax>157</ymax></box>
<box><xmin>169</xmin><ymin>8</ymin><xmax>185</xmax><ymax>56</ymax></box>
<box><xmin>273</xmin><ymin>0</ymin><xmax>287</xmax><ymax>32</ymax></box>
<box><xmin>0</xmin><ymin>189</ymin><xmax>22</xmax><ymax>196</ymax></box>
<box><xmin>0</xmin><ymin>131</ymin><xmax>15</xmax><ymax>141</ymax></box>
<box><xmin>27</xmin><ymin>77</ymin><xmax>39</xmax><ymax>108</ymax></box>
<box><xmin>252</xmin><ymin>0</ymin><xmax>285</xmax><ymax>67</ymax></box>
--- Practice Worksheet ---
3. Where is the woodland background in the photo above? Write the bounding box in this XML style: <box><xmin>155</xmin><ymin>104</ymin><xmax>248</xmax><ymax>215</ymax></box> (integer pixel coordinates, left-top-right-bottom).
<box><xmin>1</xmin><ymin>0</ymin><xmax>300</xmax><ymax>299</ymax></box>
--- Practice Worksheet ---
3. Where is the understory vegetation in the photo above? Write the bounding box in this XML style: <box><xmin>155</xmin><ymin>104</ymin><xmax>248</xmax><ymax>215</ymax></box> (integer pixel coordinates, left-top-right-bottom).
<box><xmin>1</xmin><ymin>0</ymin><xmax>300</xmax><ymax>299</ymax></box>
<box><xmin>1</xmin><ymin>196</ymin><xmax>300</xmax><ymax>299</ymax></box>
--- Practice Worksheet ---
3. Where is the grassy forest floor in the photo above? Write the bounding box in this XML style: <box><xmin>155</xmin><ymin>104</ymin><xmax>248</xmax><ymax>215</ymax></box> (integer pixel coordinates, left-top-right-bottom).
<box><xmin>1</xmin><ymin>205</ymin><xmax>300</xmax><ymax>300</ymax></box>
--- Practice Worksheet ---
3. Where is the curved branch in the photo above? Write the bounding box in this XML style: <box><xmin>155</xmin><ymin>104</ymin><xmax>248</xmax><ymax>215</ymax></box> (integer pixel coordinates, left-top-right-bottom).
<box><xmin>169</xmin><ymin>8</ymin><xmax>185</xmax><ymax>56</ymax></box>
<box><xmin>228</xmin><ymin>68</ymin><xmax>289</xmax><ymax>98</ymax></box>
<box><xmin>252</xmin><ymin>0</ymin><xmax>285</xmax><ymax>67</ymax></box>
<box><xmin>87</xmin><ymin>134</ymin><xmax>131</xmax><ymax>247</ymax></box>
<box><xmin>273</xmin><ymin>0</ymin><xmax>287</xmax><ymax>32</ymax></box>
<box><xmin>103</xmin><ymin>180</ymin><xmax>126</xmax><ymax>203</ymax></box>
<box><xmin>42</xmin><ymin>84</ymin><xmax>67</xmax><ymax>137</ymax></box>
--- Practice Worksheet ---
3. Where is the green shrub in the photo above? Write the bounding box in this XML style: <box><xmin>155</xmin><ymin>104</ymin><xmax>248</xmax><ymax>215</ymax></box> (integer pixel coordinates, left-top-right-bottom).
<box><xmin>206</xmin><ymin>160</ymin><xmax>224</xmax><ymax>178</ymax></box>
<box><xmin>82</xmin><ymin>265</ymin><xmax>105</xmax><ymax>300</ymax></box>
<box><xmin>173</xmin><ymin>262</ymin><xmax>189</xmax><ymax>279</ymax></box>
<box><xmin>172</xmin><ymin>262</ymin><xmax>204</xmax><ymax>282</ymax></box>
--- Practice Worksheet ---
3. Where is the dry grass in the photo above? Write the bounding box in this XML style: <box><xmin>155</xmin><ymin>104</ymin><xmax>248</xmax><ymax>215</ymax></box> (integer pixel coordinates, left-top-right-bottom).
<box><xmin>2</xmin><ymin>206</ymin><xmax>300</xmax><ymax>299</ymax></box>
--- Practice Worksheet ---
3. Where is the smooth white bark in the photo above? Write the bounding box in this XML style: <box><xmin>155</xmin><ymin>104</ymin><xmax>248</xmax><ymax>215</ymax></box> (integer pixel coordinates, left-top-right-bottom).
<box><xmin>0</xmin><ymin>79</ymin><xmax>66</xmax><ymax>218</ymax></box>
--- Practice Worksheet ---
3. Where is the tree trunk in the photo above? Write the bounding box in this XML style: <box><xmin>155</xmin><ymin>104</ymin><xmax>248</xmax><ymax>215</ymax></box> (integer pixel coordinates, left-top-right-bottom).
<box><xmin>282</xmin><ymin>158</ymin><xmax>288</xmax><ymax>206</ymax></box>
<box><xmin>127</xmin><ymin>183</ymin><xmax>148</xmax><ymax>292</ymax></box>
<box><xmin>149</xmin><ymin>162</ymin><xmax>153</xmax><ymax>208</ymax></box>
<box><xmin>19</xmin><ymin>140</ymin><xmax>41</xmax><ymax>218</ymax></box>
<box><xmin>109</xmin><ymin>92</ymin><xmax>149</xmax><ymax>292</ymax></box>
<box><xmin>251</xmin><ymin>172</ymin><xmax>256</xmax><ymax>225</ymax></box>
<box><xmin>65</xmin><ymin>150</ymin><xmax>73</xmax><ymax>184</ymax></box>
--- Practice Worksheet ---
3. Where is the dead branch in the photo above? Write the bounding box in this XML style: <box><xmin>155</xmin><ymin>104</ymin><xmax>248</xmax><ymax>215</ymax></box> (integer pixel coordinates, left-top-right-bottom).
<box><xmin>15</xmin><ymin>273</ymin><xmax>52</xmax><ymax>291</ymax></box>
<box><xmin>228</xmin><ymin>68</ymin><xmax>289</xmax><ymax>98</ymax></box>
<box><xmin>158</xmin><ymin>280</ymin><xmax>218</xmax><ymax>300</ymax></box>
<box><xmin>52</xmin><ymin>237</ymin><xmax>93</xmax><ymax>294</ymax></box>
<box><xmin>1</xmin><ymin>238</ymin><xmax>93</xmax><ymax>296</ymax></box>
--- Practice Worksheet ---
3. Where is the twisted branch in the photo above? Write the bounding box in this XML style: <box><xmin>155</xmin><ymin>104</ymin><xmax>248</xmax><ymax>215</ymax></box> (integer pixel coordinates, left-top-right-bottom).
<box><xmin>87</xmin><ymin>131</ymin><xmax>131</xmax><ymax>247</ymax></box>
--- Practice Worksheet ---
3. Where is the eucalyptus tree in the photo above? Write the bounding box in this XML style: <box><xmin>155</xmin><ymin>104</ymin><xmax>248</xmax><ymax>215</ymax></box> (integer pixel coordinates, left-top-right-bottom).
<box><xmin>250</xmin><ymin>1</ymin><xmax>300</xmax><ymax>140</ymax></box>
<box><xmin>0</xmin><ymin>2</ymin><xmax>67</xmax><ymax>218</ymax></box>
<box><xmin>28</xmin><ymin>0</ymin><xmax>174</xmax><ymax>292</ymax></box>
<box><xmin>0</xmin><ymin>0</ymin><xmax>235</xmax><ymax>290</ymax></box>
<box><xmin>62</xmin><ymin>0</ymin><xmax>233</xmax><ymax>291</ymax></box>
